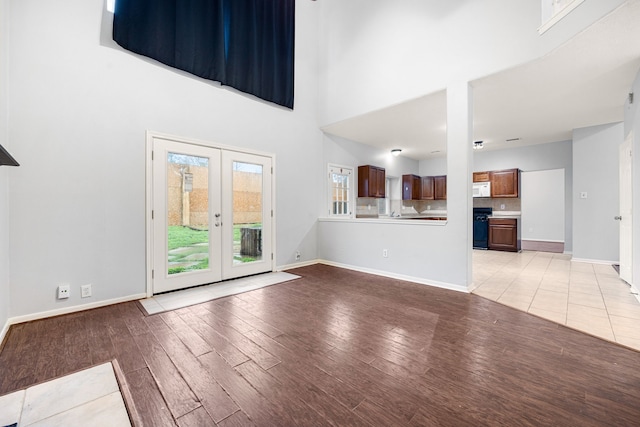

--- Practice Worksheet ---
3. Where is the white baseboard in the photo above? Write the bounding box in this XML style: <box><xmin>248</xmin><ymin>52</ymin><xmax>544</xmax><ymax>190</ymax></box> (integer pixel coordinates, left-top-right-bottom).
<box><xmin>571</xmin><ymin>257</ymin><xmax>618</xmax><ymax>265</ymax></box>
<box><xmin>317</xmin><ymin>259</ymin><xmax>469</xmax><ymax>293</ymax></box>
<box><xmin>0</xmin><ymin>318</ymin><xmax>10</xmax><ymax>348</ymax></box>
<box><xmin>521</xmin><ymin>240</ymin><xmax>564</xmax><ymax>253</ymax></box>
<box><xmin>277</xmin><ymin>259</ymin><xmax>321</xmax><ymax>271</ymax></box>
<box><xmin>6</xmin><ymin>293</ymin><xmax>147</xmax><ymax>327</ymax></box>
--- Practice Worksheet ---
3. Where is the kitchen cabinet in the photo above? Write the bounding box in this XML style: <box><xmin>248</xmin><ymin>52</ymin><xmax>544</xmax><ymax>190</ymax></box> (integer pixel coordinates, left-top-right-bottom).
<box><xmin>420</xmin><ymin>175</ymin><xmax>446</xmax><ymax>200</ymax></box>
<box><xmin>402</xmin><ymin>174</ymin><xmax>421</xmax><ymax>200</ymax></box>
<box><xmin>473</xmin><ymin>171</ymin><xmax>490</xmax><ymax>182</ymax></box>
<box><xmin>434</xmin><ymin>175</ymin><xmax>447</xmax><ymax>200</ymax></box>
<box><xmin>490</xmin><ymin>168</ymin><xmax>519</xmax><ymax>198</ymax></box>
<box><xmin>421</xmin><ymin>176</ymin><xmax>434</xmax><ymax>200</ymax></box>
<box><xmin>488</xmin><ymin>218</ymin><xmax>520</xmax><ymax>252</ymax></box>
<box><xmin>358</xmin><ymin>165</ymin><xmax>385</xmax><ymax>198</ymax></box>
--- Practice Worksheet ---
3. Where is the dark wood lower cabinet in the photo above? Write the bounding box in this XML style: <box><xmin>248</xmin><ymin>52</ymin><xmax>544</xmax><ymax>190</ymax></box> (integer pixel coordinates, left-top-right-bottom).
<box><xmin>488</xmin><ymin>218</ymin><xmax>520</xmax><ymax>252</ymax></box>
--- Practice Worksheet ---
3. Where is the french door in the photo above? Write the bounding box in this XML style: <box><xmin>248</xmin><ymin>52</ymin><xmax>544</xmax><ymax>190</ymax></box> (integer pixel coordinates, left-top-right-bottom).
<box><xmin>150</xmin><ymin>135</ymin><xmax>273</xmax><ymax>294</ymax></box>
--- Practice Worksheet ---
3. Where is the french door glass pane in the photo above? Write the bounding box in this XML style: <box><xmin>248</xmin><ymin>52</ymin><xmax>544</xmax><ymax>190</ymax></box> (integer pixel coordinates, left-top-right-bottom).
<box><xmin>233</xmin><ymin>161</ymin><xmax>263</xmax><ymax>265</ymax></box>
<box><xmin>166</xmin><ymin>152</ymin><xmax>209</xmax><ymax>275</ymax></box>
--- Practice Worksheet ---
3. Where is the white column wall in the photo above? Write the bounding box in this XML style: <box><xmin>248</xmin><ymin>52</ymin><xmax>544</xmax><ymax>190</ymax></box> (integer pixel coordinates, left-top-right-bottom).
<box><xmin>446</xmin><ymin>82</ymin><xmax>474</xmax><ymax>288</ymax></box>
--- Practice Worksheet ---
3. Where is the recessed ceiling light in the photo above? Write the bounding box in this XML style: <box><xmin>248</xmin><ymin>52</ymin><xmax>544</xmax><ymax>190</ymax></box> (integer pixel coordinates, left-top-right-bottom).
<box><xmin>391</xmin><ymin>149</ymin><xmax>402</xmax><ymax>156</ymax></box>
<box><xmin>506</xmin><ymin>138</ymin><xmax>521</xmax><ymax>142</ymax></box>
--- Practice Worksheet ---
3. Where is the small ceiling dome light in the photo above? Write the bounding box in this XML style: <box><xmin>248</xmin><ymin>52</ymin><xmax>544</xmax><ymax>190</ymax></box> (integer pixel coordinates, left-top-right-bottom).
<box><xmin>391</xmin><ymin>148</ymin><xmax>402</xmax><ymax>156</ymax></box>
<box><xmin>473</xmin><ymin>141</ymin><xmax>484</xmax><ymax>150</ymax></box>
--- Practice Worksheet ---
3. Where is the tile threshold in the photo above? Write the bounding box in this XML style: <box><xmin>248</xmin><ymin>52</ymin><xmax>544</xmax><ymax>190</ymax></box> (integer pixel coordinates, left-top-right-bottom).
<box><xmin>139</xmin><ymin>271</ymin><xmax>301</xmax><ymax>315</ymax></box>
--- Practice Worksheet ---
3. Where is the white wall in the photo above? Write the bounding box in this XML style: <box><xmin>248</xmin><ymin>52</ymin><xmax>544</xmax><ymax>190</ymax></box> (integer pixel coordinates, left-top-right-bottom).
<box><xmin>318</xmin><ymin>0</ymin><xmax>626</xmax><ymax>126</ymax></box>
<box><xmin>0</xmin><ymin>0</ymin><xmax>10</xmax><ymax>336</ymax></box>
<box><xmin>572</xmin><ymin>122</ymin><xmax>623</xmax><ymax>263</ymax></box>
<box><xmin>319</xmin><ymin>84</ymin><xmax>474</xmax><ymax>290</ymax></box>
<box><xmin>421</xmin><ymin>140</ymin><xmax>574</xmax><ymax>251</ymax></box>
<box><xmin>5</xmin><ymin>0</ymin><xmax>321</xmax><ymax>318</ymax></box>
<box><xmin>0</xmin><ymin>164</ymin><xmax>8</xmax><ymax>336</ymax></box>
<box><xmin>521</xmin><ymin>169</ymin><xmax>565</xmax><ymax>242</ymax></box>
<box><xmin>322</xmin><ymin>133</ymin><xmax>420</xmax><ymax>213</ymax></box>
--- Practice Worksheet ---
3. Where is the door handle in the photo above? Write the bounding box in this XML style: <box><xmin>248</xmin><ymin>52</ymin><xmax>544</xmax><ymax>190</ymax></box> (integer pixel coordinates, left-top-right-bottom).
<box><xmin>614</xmin><ymin>216</ymin><xmax>622</xmax><ymax>220</ymax></box>
<box><xmin>215</xmin><ymin>213</ymin><xmax>221</xmax><ymax>218</ymax></box>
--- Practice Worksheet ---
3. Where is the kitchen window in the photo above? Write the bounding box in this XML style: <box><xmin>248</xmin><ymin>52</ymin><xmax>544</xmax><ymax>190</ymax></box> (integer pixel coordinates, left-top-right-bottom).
<box><xmin>328</xmin><ymin>165</ymin><xmax>353</xmax><ymax>217</ymax></box>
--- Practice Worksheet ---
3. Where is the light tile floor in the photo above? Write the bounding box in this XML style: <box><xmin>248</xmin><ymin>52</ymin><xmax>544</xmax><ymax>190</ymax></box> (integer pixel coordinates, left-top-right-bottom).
<box><xmin>0</xmin><ymin>362</ymin><xmax>131</xmax><ymax>427</ymax></box>
<box><xmin>473</xmin><ymin>250</ymin><xmax>640</xmax><ymax>351</ymax></box>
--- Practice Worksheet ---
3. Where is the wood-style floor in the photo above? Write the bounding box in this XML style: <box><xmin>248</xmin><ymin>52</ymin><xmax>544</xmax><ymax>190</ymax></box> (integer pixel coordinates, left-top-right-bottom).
<box><xmin>2</xmin><ymin>264</ymin><xmax>640</xmax><ymax>426</ymax></box>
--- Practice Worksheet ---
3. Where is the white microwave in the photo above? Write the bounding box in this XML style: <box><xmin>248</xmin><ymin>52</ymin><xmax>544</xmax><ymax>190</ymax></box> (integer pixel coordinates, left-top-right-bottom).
<box><xmin>473</xmin><ymin>181</ymin><xmax>491</xmax><ymax>198</ymax></box>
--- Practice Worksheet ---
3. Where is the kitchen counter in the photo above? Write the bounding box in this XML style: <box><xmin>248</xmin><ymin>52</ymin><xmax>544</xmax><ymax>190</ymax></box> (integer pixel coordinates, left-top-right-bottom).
<box><xmin>396</xmin><ymin>211</ymin><xmax>447</xmax><ymax>220</ymax></box>
<box><xmin>490</xmin><ymin>211</ymin><xmax>521</xmax><ymax>218</ymax></box>
<box><xmin>394</xmin><ymin>216</ymin><xmax>447</xmax><ymax>220</ymax></box>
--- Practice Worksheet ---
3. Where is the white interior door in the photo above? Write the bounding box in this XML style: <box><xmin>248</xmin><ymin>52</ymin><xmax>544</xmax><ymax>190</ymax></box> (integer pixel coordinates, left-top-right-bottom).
<box><xmin>221</xmin><ymin>150</ymin><xmax>273</xmax><ymax>280</ymax></box>
<box><xmin>619</xmin><ymin>134</ymin><xmax>633</xmax><ymax>284</ymax></box>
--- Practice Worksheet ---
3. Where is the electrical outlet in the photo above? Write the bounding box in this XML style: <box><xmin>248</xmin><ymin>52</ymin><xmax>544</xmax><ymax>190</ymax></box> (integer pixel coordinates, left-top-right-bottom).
<box><xmin>295</xmin><ymin>251</ymin><xmax>301</xmax><ymax>261</ymax></box>
<box><xmin>81</xmin><ymin>284</ymin><xmax>92</xmax><ymax>298</ymax></box>
<box><xmin>58</xmin><ymin>284</ymin><xmax>70</xmax><ymax>299</ymax></box>
<box><xmin>500</xmin><ymin>204</ymin><xmax>505</xmax><ymax>210</ymax></box>
<box><xmin>382</xmin><ymin>249</ymin><xmax>388</xmax><ymax>258</ymax></box>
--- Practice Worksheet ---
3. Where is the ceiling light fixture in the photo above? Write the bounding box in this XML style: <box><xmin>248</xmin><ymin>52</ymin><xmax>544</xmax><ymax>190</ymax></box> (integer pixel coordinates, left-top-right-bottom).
<box><xmin>506</xmin><ymin>137</ymin><xmax>521</xmax><ymax>142</ymax></box>
<box><xmin>391</xmin><ymin>149</ymin><xmax>402</xmax><ymax>156</ymax></box>
<box><xmin>473</xmin><ymin>141</ymin><xmax>484</xmax><ymax>150</ymax></box>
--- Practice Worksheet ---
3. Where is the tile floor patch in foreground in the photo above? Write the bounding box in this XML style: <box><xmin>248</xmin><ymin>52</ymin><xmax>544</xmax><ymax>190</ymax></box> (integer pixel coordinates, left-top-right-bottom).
<box><xmin>0</xmin><ymin>362</ymin><xmax>131</xmax><ymax>427</ymax></box>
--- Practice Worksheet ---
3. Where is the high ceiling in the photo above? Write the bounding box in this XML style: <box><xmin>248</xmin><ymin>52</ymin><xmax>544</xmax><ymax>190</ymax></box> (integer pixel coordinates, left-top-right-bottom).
<box><xmin>321</xmin><ymin>1</ymin><xmax>640</xmax><ymax>160</ymax></box>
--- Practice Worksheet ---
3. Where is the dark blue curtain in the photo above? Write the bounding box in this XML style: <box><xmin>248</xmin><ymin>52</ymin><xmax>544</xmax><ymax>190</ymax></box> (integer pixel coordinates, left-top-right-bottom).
<box><xmin>113</xmin><ymin>0</ymin><xmax>295</xmax><ymax>109</ymax></box>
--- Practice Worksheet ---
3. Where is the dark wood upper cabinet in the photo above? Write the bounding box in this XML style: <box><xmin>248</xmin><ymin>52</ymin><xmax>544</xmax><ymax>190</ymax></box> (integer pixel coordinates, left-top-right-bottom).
<box><xmin>358</xmin><ymin>165</ymin><xmax>385</xmax><ymax>198</ymax></box>
<box><xmin>421</xmin><ymin>176</ymin><xmax>434</xmax><ymax>200</ymax></box>
<box><xmin>434</xmin><ymin>175</ymin><xmax>447</xmax><ymax>200</ymax></box>
<box><xmin>473</xmin><ymin>171</ymin><xmax>490</xmax><ymax>182</ymax></box>
<box><xmin>402</xmin><ymin>174</ymin><xmax>421</xmax><ymax>200</ymax></box>
<box><xmin>490</xmin><ymin>168</ymin><xmax>519</xmax><ymax>198</ymax></box>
